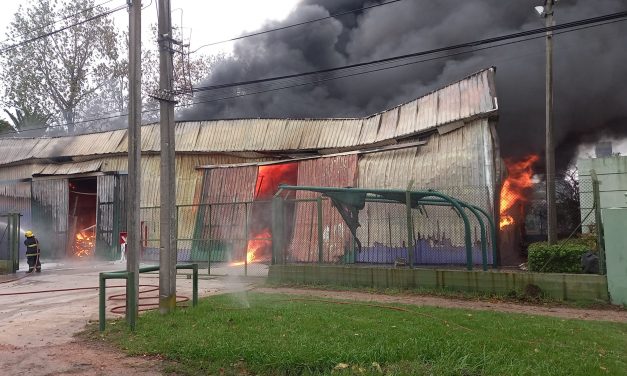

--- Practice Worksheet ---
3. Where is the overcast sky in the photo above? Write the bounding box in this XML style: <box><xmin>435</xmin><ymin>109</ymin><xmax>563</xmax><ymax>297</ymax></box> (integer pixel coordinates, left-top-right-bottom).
<box><xmin>1</xmin><ymin>0</ymin><xmax>625</xmax><ymax>158</ymax></box>
<box><xmin>0</xmin><ymin>0</ymin><xmax>300</xmax><ymax>120</ymax></box>
<box><xmin>0</xmin><ymin>0</ymin><xmax>299</xmax><ymax>55</ymax></box>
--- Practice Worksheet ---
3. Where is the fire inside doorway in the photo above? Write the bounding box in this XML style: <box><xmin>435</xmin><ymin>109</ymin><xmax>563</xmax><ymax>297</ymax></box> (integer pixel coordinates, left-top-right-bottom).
<box><xmin>233</xmin><ymin>163</ymin><xmax>298</xmax><ymax>265</ymax></box>
<box><xmin>68</xmin><ymin>177</ymin><xmax>97</xmax><ymax>258</ymax></box>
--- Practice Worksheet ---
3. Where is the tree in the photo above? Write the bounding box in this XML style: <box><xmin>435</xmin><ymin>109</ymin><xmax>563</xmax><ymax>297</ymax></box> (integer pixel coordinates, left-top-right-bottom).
<box><xmin>4</xmin><ymin>108</ymin><xmax>52</xmax><ymax>132</ymax></box>
<box><xmin>0</xmin><ymin>118</ymin><xmax>12</xmax><ymax>135</ymax></box>
<box><xmin>0</xmin><ymin>0</ymin><xmax>123</xmax><ymax>130</ymax></box>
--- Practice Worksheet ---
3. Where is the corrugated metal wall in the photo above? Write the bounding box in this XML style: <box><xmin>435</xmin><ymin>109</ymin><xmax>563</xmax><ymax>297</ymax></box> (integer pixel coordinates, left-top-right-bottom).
<box><xmin>96</xmin><ymin>174</ymin><xmax>127</xmax><ymax>260</ymax></box>
<box><xmin>31</xmin><ymin>178</ymin><xmax>69</xmax><ymax>258</ymax></box>
<box><xmin>357</xmin><ymin>119</ymin><xmax>495</xmax><ymax>251</ymax></box>
<box><xmin>288</xmin><ymin>155</ymin><xmax>358</xmax><ymax>262</ymax></box>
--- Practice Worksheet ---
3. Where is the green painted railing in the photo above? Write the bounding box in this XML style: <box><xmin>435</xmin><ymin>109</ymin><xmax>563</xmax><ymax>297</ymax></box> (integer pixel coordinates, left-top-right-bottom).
<box><xmin>99</xmin><ymin>263</ymin><xmax>198</xmax><ymax>332</ymax></box>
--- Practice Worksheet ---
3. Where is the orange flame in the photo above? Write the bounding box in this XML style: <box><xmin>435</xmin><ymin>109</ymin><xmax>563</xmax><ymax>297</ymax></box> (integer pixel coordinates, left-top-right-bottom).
<box><xmin>231</xmin><ymin>229</ymin><xmax>271</xmax><ymax>266</ymax></box>
<box><xmin>499</xmin><ymin>155</ymin><xmax>539</xmax><ymax>229</ymax></box>
<box><xmin>73</xmin><ymin>230</ymin><xmax>95</xmax><ymax>258</ymax></box>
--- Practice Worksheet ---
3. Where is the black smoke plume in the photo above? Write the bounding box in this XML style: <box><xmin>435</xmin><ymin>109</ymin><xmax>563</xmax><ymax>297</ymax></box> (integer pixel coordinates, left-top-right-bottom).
<box><xmin>181</xmin><ymin>0</ymin><xmax>627</xmax><ymax>168</ymax></box>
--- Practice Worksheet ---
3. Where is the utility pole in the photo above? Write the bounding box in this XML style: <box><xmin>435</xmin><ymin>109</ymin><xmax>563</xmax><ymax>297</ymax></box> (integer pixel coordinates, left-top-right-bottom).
<box><xmin>126</xmin><ymin>0</ymin><xmax>141</xmax><ymax>325</ymax></box>
<box><xmin>544</xmin><ymin>0</ymin><xmax>558</xmax><ymax>245</ymax></box>
<box><xmin>157</xmin><ymin>0</ymin><xmax>177</xmax><ymax>313</ymax></box>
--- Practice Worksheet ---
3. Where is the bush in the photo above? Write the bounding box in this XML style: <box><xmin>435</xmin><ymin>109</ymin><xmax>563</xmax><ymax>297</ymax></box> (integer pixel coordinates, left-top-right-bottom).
<box><xmin>527</xmin><ymin>239</ymin><xmax>594</xmax><ymax>273</ymax></box>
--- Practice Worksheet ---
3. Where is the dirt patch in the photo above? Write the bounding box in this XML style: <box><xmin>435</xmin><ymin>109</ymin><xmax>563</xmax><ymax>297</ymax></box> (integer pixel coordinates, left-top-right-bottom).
<box><xmin>255</xmin><ymin>287</ymin><xmax>627</xmax><ymax>323</ymax></box>
<box><xmin>0</xmin><ymin>338</ymin><xmax>164</xmax><ymax>376</ymax></box>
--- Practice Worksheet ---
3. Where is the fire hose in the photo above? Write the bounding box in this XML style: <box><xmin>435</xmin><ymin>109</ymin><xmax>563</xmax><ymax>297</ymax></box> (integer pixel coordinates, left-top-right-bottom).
<box><xmin>0</xmin><ymin>284</ymin><xmax>191</xmax><ymax>313</ymax></box>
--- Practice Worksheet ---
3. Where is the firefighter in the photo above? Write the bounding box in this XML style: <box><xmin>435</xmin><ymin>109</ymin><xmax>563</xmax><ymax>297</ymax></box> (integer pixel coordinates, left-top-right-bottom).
<box><xmin>24</xmin><ymin>230</ymin><xmax>41</xmax><ymax>273</ymax></box>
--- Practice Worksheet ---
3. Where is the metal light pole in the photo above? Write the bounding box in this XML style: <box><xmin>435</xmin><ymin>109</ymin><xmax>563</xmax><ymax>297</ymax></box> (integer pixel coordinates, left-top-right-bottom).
<box><xmin>536</xmin><ymin>0</ymin><xmax>558</xmax><ymax>245</ymax></box>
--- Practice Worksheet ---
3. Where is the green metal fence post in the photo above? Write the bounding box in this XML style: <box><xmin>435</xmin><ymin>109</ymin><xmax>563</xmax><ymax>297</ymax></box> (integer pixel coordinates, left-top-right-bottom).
<box><xmin>317</xmin><ymin>196</ymin><xmax>323</xmax><ymax>264</ymax></box>
<box><xmin>405</xmin><ymin>190</ymin><xmax>414</xmax><ymax>268</ymax></box>
<box><xmin>244</xmin><ymin>202</ymin><xmax>249</xmax><ymax>276</ymax></box>
<box><xmin>192</xmin><ymin>263</ymin><xmax>198</xmax><ymax>307</ymax></box>
<box><xmin>99</xmin><ymin>273</ymin><xmax>106</xmax><ymax>332</ymax></box>
<box><xmin>271</xmin><ymin>196</ymin><xmax>285</xmax><ymax>265</ymax></box>
<box><xmin>591</xmin><ymin>170</ymin><xmax>606</xmax><ymax>275</ymax></box>
<box><xmin>207</xmin><ymin>204</ymin><xmax>212</xmax><ymax>275</ymax></box>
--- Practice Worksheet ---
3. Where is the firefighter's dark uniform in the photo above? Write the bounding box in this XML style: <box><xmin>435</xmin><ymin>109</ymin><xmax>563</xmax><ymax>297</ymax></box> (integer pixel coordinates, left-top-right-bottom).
<box><xmin>24</xmin><ymin>235</ymin><xmax>41</xmax><ymax>273</ymax></box>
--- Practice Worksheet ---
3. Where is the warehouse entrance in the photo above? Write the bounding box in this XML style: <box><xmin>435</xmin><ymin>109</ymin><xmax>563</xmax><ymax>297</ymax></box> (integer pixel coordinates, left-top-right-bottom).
<box><xmin>68</xmin><ymin>177</ymin><xmax>97</xmax><ymax>258</ymax></box>
<box><xmin>31</xmin><ymin>172</ymin><xmax>127</xmax><ymax>260</ymax></box>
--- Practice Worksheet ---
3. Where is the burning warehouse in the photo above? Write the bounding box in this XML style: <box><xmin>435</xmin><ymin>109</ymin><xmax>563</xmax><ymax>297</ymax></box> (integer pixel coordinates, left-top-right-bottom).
<box><xmin>0</xmin><ymin>68</ymin><xmax>522</xmax><ymax>268</ymax></box>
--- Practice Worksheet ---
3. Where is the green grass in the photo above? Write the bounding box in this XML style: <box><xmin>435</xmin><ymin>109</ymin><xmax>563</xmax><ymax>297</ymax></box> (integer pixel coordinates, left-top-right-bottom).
<box><xmin>92</xmin><ymin>292</ymin><xmax>627</xmax><ymax>375</ymax></box>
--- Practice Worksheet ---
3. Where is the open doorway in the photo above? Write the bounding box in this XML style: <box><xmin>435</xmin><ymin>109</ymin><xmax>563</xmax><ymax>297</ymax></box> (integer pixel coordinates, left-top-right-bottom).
<box><xmin>68</xmin><ymin>177</ymin><xmax>97</xmax><ymax>258</ymax></box>
<box><xmin>243</xmin><ymin>163</ymin><xmax>298</xmax><ymax>263</ymax></box>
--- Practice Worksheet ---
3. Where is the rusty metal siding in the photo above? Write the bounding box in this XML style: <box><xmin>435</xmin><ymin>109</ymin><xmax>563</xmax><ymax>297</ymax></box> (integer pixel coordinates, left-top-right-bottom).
<box><xmin>288</xmin><ymin>154</ymin><xmax>358</xmax><ymax>262</ymax></box>
<box><xmin>196</xmin><ymin>166</ymin><xmax>258</xmax><ymax>248</ymax></box>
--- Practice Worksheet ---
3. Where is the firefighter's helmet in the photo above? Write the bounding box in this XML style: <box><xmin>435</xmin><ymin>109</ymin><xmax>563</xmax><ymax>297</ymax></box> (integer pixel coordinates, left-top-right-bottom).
<box><xmin>25</xmin><ymin>230</ymin><xmax>34</xmax><ymax>238</ymax></box>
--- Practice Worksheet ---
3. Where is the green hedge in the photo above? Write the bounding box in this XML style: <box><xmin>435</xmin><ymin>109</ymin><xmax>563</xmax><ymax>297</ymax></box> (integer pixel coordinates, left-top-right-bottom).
<box><xmin>528</xmin><ymin>239</ymin><xmax>595</xmax><ymax>273</ymax></box>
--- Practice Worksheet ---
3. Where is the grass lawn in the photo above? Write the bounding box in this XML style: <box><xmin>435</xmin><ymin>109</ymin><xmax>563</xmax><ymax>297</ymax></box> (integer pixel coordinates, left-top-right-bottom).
<box><xmin>94</xmin><ymin>292</ymin><xmax>627</xmax><ymax>375</ymax></box>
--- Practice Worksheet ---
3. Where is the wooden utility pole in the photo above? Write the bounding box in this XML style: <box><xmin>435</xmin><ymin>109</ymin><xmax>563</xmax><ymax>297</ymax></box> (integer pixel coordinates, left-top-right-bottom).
<box><xmin>126</xmin><ymin>0</ymin><xmax>142</xmax><ymax>323</ymax></box>
<box><xmin>544</xmin><ymin>0</ymin><xmax>558</xmax><ymax>245</ymax></box>
<box><xmin>157</xmin><ymin>0</ymin><xmax>177</xmax><ymax>313</ymax></box>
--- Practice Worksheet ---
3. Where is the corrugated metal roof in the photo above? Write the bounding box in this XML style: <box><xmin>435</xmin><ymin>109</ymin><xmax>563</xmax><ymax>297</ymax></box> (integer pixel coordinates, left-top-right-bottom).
<box><xmin>36</xmin><ymin>160</ymin><xmax>103</xmax><ymax>176</ymax></box>
<box><xmin>0</xmin><ymin>68</ymin><xmax>497</xmax><ymax>167</ymax></box>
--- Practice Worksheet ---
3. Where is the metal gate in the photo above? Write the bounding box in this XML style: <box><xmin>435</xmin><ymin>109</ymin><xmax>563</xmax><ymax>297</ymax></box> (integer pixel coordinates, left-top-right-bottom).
<box><xmin>31</xmin><ymin>178</ymin><xmax>69</xmax><ymax>259</ymax></box>
<box><xmin>0</xmin><ymin>213</ymin><xmax>20</xmax><ymax>273</ymax></box>
<box><xmin>96</xmin><ymin>173</ymin><xmax>127</xmax><ymax>260</ymax></box>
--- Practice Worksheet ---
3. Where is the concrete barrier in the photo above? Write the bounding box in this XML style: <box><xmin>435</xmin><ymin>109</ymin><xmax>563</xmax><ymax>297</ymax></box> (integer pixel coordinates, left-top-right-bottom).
<box><xmin>268</xmin><ymin>265</ymin><xmax>609</xmax><ymax>302</ymax></box>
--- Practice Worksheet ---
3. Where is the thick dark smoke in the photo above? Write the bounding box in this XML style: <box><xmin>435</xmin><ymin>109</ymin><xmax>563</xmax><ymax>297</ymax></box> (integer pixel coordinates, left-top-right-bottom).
<box><xmin>182</xmin><ymin>0</ymin><xmax>627</xmax><ymax>169</ymax></box>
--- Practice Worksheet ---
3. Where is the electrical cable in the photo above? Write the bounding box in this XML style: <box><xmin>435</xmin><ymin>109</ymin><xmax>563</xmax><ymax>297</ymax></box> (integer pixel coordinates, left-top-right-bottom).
<box><xmin>0</xmin><ymin>0</ymin><xmax>119</xmax><ymax>45</ymax></box>
<box><xmin>188</xmin><ymin>9</ymin><xmax>627</xmax><ymax>94</ymax></box>
<box><xmin>189</xmin><ymin>0</ymin><xmax>407</xmax><ymax>53</ymax></box>
<box><xmin>0</xmin><ymin>3</ymin><xmax>128</xmax><ymax>54</ymax></box>
<box><xmin>177</xmin><ymin>18</ymin><xmax>627</xmax><ymax>107</ymax></box>
<box><xmin>0</xmin><ymin>13</ymin><xmax>625</xmax><ymax>137</ymax></box>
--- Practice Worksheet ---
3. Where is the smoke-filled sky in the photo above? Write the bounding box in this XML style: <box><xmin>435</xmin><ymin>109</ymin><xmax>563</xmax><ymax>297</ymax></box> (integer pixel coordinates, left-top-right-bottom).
<box><xmin>181</xmin><ymin>0</ymin><xmax>627</xmax><ymax>168</ymax></box>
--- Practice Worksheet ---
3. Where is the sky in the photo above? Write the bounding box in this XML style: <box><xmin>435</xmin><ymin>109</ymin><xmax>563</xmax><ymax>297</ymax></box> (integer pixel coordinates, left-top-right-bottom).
<box><xmin>1</xmin><ymin>0</ymin><xmax>626</xmax><ymax>159</ymax></box>
<box><xmin>0</xmin><ymin>0</ymin><xmax>300</xmax><ymax>119</ymax></box>
<box><xmin>0</xmin><ymin>0</ymin><xmax>300</xmax><ymax>55</ymax></box>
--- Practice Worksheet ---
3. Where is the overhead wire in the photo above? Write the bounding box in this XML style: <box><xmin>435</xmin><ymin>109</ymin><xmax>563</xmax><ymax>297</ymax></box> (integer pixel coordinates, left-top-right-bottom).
<box><xmin>1</xmin><ymin>12</ymin><xmax>626</xmax><ymax>137</ymax></box>
<box><xmin>187</xmin><ymin>10</ymin><xmax>627</xmax><ymax>94</ymax></box>
<box><xmin>189</xmin><ymin>0</ymin><xmax>407</xmax><ymax>54</ymax></box>
<box><xmin>0</xmin><ymin>3</ymin><xmax>128</xmax><ymax>54</ymax></box>
<box><xmin>0</xmin><ymin>0</ymin><xmax>119</xmax><ymax>45</ymax></box>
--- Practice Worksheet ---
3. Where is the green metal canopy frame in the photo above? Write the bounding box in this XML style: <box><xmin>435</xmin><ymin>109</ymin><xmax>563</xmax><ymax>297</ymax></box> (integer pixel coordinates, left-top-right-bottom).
<box><xmin>276</xmin><ymin>185</ymin><xmax>498</xmax><ymax>271</ymax></box>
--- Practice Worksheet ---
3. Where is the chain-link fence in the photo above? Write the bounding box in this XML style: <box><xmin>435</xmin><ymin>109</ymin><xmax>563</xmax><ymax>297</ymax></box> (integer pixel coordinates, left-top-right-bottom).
<box><xmin>132</xmin><ymin>186</ymin><xmax>494</xmax><ymax>275</ymax></box>
<box><xmin>276</xmin><ymin>186</ymin><xmax>495</xmax><ymax>270</ymax></box>
<box><xmin>138</xmin><ymin>202</ymin><xmax>271</xmax><ymax>276</ymax></box>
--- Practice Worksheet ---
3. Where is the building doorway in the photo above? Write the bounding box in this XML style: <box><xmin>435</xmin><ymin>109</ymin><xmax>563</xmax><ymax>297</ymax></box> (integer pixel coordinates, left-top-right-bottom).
<box><xmin>68</xmin><ymin>177</ymin><xmax>97</xmax><ymax>258</ymax></box>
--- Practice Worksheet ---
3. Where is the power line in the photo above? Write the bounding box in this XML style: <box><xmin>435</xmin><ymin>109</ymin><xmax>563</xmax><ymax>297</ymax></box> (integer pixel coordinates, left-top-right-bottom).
<box><xmin>182</xmin><ymin>18</ymin><xmax>627</xmax><ymax>108</ymax></box>
<box><xmin>188</xmin><ymin>10</ymin><xmax>627</xmax><ymax>94</ymax></box>
<box><xmin>0</xmin><ymin>0</ymin><xmax>119</xmax><ymax>45</ymax></box>
<box><xmin>1</xmin><ymin>14</ymin><xmax>625</xmax><ymax>137</ymax></box>
<box><xmin>0</xmin><ymin>3</ymin><xmax>127</xmax><ymax>54</ymax></box>
<box><xmin>189</xmin><ymin>0</ymin><xmax>407</xmax><ymax>53</ymax></box>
